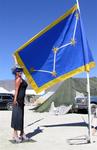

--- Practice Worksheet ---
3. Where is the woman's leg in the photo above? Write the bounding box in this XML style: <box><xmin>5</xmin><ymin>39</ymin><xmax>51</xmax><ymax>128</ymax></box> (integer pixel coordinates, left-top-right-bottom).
<box><xmin>92</xmin><ymin>127</ymin><xmax>96</xmax><ymax>135</ymax></box>
<box><xmin>20</xmin><ymin>107</ymin><xmax>29</xmax><ymax>140</ymax></box>
<box><xmin>13</xmin><ymin>129</ymin><xmax>22</xmax><ymax>143</ymax></box>
<box><xmin>91</xmin><ymin>117</ymin><xmax>97</xmax><ymax>135</ymax></box>
<box><xmin>20</xmin><ymin>106</ymin><xmax>24</xmax><ymax>136</ymax></box>
<box><xmin>13</xmin><ymin>129</ymin><xmax>18</xmax><ymax>139</ymax></box>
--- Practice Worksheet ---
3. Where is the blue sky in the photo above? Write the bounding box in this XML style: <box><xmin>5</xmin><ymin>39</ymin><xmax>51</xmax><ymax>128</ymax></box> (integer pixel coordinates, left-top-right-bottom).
<box><xmin>0</xmin><ymin>0</ymin><xmax>97</xmax><ymax>80</ymax></box>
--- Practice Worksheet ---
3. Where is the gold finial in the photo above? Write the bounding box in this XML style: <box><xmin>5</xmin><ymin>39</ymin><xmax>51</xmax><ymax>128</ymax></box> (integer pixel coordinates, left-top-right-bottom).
<box><xmin>75</xmin><ymin>13</ymin><xmax>79</xmax><ymax>20</ymax></box>
<box><xmin>71</xmin><ymin>38</ymin><xmax>76</xmax><ymax>45</ymax></box>
<box><xmin>53</xmin><ymin>47</ymin><xmax>58</xmax><ymax>53</ymax></box>
<box><xmin>51</xmin><ymin>71</ymin><xmax>57</xmax><ymax>77</ymax></box>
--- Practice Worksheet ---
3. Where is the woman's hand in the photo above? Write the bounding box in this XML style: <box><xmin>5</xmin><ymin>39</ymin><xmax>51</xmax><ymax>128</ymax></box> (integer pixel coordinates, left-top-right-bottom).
<box><xmin>13</xmin><ymin>100</ymin><xmax>17</xmax><ymax>106</ymax></box>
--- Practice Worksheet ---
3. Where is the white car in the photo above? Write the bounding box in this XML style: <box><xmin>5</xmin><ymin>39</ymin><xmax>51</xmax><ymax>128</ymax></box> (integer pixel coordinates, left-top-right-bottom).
<box><xmin>73</xmin><ymin>96</ymin><xmax>97</xmax><ymax>112</ymax></box>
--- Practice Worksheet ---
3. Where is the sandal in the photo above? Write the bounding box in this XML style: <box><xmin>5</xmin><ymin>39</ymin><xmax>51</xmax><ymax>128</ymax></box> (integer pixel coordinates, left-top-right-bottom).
<box><xmin>13</xmin><ymin>136</ymin><xmax>22</xmax><ymax>143</ymax></box>
<box><xmin>20</xmin><ymin>134</ymin><xmax>30</xmax><ymax>141</ymax></box>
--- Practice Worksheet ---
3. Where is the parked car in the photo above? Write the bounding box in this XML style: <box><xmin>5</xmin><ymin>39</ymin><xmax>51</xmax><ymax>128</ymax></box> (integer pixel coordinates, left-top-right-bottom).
<box><xmin>0</xmin><ymin>93</ymin><xmax>13</xmax><ymax>110</ymax></box>
<box><xmin>73</xmin><ymin>96</ymin><xmax>97</xmax><ymax>112</ymax></box>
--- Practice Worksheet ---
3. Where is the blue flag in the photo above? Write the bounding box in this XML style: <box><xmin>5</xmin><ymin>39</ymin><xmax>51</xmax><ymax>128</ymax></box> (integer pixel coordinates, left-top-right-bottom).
<box><xmin>14</xmin><ymin>4</ymin><xmax>96</xmax><ymax>93</ymax></box>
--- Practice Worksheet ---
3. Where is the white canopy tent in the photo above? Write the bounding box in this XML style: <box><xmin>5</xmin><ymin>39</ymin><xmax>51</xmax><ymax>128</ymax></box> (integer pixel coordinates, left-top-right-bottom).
<box><xmin>26</xmin><ymin>89</ymin><xmax>45</xmax><ymax>96</ymax></box>
<box><xmin>10</xmin><ymin>89</ymin><xmax>45</xmax><ymax>96</ymax></box>
<box><xmin>0</xmin><ymin>87</ymin><xmax>10</xmax><ymax>94</ymax></box>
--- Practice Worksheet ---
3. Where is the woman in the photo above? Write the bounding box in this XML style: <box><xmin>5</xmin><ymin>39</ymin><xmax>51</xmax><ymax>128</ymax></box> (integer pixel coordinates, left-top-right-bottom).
<box><xmin>91</xmin><ymin>104</ymin><xmax>97</xmax><ymax>135</ymax></box>
<box><xmin>11</xmin><ymin>66</ymin><xmax>29</xmax><ymax>143</ymax></box>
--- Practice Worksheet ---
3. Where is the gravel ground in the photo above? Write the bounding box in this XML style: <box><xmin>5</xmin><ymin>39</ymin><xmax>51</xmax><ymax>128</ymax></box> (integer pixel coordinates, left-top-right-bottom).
<box><xmin>0</xmin><ymin>106</ymin><xmax>97</xmax><ymax>150</ymax></box>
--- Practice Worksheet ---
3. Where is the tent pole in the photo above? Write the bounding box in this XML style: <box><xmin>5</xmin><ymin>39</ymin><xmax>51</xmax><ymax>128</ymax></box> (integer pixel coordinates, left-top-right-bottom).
<box><xmin>86</xmin><ymin>72</ymin><xmax>92</xmax><ymax>143</ymax></box>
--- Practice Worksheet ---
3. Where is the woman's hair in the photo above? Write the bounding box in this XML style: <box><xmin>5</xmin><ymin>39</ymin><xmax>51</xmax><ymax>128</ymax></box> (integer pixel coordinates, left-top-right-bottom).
<box><xmin>12</xmin><ymin>66</ymin><xmax>23</xmax><ymax>75</ymax></box>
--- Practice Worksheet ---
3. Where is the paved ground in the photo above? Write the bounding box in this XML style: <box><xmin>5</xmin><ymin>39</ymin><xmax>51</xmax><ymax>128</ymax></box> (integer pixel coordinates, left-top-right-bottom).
<box><xmin>0</xmin><ymin>106</ymin><xmax>97</xmax><ymax>150</ymax></box>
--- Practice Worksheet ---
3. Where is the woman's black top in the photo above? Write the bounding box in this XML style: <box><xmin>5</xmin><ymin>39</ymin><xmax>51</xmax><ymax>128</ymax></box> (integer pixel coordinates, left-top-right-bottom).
<box><xmin>16</xmin><ymin>79</ymin><xmax>28</xmax><ymax>108</ymax></box>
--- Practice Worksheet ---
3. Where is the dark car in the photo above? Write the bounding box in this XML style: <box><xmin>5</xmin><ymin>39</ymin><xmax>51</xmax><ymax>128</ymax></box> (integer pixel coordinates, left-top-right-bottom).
<box><xmin>0</xmin><ymin>93</ymin><xmax>13</xmax><ymax>110</ymax></box>
<box><xmin>73</xmin><ymin>96</ymin><xmax>97</xmax><ymax>112</ymax></box>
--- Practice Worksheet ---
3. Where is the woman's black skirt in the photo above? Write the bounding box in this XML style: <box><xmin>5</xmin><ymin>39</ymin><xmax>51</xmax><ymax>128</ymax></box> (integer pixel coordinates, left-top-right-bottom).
<box><xmin>11</xmin><ymin>104</ymin><xmax>24</xmax><ymax>130</ymax></box>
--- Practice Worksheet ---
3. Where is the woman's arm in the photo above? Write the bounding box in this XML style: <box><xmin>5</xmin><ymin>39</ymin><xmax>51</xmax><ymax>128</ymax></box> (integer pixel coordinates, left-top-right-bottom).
<box><xmin>13</xmin><ymin>77</ymin><xmax>21</xmax><ymax>105</ymax></box>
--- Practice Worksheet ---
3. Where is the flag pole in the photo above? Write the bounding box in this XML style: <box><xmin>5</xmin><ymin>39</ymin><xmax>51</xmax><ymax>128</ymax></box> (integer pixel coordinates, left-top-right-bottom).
<box><xmin>76</xmin><ymin>0</ymin><xmax>92</xmax><ymax>143</ymax></box>
<box><xmin>76</xmin><ymin>0</ymin><xmax>80</xmax><ymax>13</ymax></box>
<box><xmin>12</xmin><ymin>54</ymin><xmax>18</xmax><ymax>65</ymax></box>
<box><xmin>86</xmin><ymin>72</ymin><xmax>92</xmax><ymax>143</ymax></box>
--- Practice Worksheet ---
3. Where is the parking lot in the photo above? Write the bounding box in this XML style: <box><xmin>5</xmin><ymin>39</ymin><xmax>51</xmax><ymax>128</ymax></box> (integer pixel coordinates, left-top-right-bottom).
<box><xmin>0</xmin><ymin>106</ymin><xmax>97</xmax><ymax>150</ymax></box>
